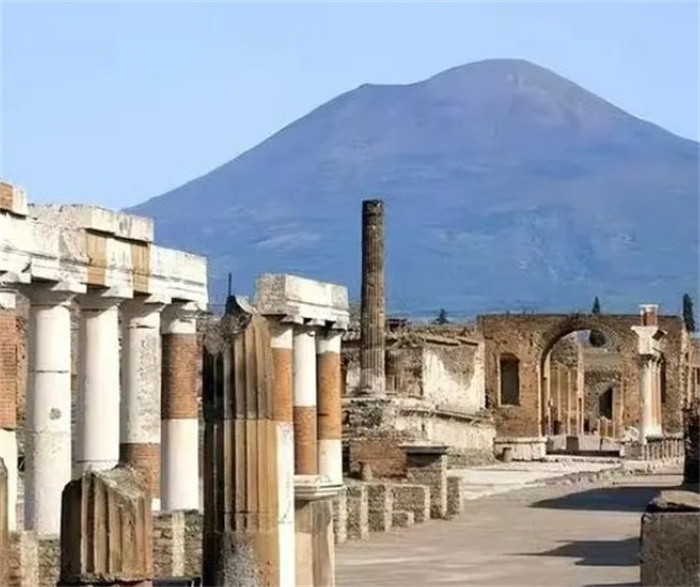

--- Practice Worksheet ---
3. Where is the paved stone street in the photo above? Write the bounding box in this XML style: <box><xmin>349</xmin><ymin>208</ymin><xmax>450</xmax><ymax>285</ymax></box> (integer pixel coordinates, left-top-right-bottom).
<box><xmin>336</xmin><ymin>471</ymin><xmax>682</xmax><ymax>587</ymax></box>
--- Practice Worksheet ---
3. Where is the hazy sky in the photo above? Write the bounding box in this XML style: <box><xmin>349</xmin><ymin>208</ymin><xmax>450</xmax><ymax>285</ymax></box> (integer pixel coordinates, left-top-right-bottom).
<box><xmin>1</xmin><ymin>1</ymin><xmax>698</xmax><ymax>209</ymax></box>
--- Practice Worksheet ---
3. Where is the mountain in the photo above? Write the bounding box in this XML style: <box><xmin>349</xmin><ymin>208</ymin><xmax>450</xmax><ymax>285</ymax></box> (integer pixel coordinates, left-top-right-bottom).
<box><xmin>128</xmin><ymin>58</ymin><xmax>699</xmax><ymax>317</ymax></box>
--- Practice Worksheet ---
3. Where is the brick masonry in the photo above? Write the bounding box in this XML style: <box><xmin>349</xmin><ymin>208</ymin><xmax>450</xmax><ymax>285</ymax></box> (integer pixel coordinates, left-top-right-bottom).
<box><xmin>0</xmin><ymin>308</ymin><xmax>17</xmax><ymax>430</ymax></box>
<box><xmin>479</xmin><ymin>313</ymin><xmax>688</xmax><ymax>438</ymax></box>
<box><xmin>161</xmin><ymin>334</ymin><xmax>199</xmax><ymax>420</ymax></box>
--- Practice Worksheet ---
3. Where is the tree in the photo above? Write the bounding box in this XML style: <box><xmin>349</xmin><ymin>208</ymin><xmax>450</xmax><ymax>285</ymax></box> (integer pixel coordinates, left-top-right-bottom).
<box><xmin>434</xmin><ymin>309</ymin><xmax>450</xmax><ymax>325</ymax></box>
<box><xmin>683</xmin><ymin>293</ymin><xmax>696</xmax><ymax>332</ymax></box>
<box><xmin>589</xmin><ymin>296</ymin><xmax>605</xmax><ymax>347</ymax></box>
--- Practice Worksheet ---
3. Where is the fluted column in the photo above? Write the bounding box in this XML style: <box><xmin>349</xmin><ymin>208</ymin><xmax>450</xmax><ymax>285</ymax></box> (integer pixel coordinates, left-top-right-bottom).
<box><xmin>23</xmin><ymin>286</ymin><xmax>76</xmax><ymax>534</ymax></box>
<box><xmin>294</xmin><ymin>326</ymin><xmax>318</xmax><ymax>475</ymax></box>
<box><xmin>74</xmin><ymin>294</ymin><xmax>122</xmax><ymax>477</ymax></box>
<box><xmin>359</xmin><ymin>199</ymin><xmax>386</xmax><ymax>394</ymax></box>
<box><xmin>120</xmin><ymin>299</ymin><xmax>164</xmax><ymax>509</ymax></box>
<box><xmin>317</xmin><ymin>330</ymin><xmax>343</xmax><ymax>484</ymax></box>
<box><xmin>160</xmin><ymin>303</ymin><xmax>200</xmax><ymax>512</ymax></box>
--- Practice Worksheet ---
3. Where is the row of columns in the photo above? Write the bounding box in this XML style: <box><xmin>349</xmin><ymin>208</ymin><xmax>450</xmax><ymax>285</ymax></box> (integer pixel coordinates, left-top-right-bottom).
<box><xmin>269</xmin><ymin>320</ymin><xmax>344</xmax><ymax>587</ymax></box>
<box><xmin>640</xmin><ymin>355</ymin><xmax>664</xmax><ymax>440</ymax></box>
<box><xmin>1</xmin><ymin>285</ymin><xmax>200</xmax><ymax>535</ymax></box>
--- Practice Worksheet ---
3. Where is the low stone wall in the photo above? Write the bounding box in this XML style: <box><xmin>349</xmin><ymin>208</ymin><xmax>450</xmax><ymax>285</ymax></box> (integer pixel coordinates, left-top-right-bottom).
<box><xmin>640</xmin><ymin>490</ymin><xmax>700</xmax><ymax>586</ymax></box>
<box><xmin>6</xmin><ymin>512</ymin><xmax>203</xmax><ymax>587</ymax></box>
<box><xmin>391</xmin><ymin>483</ymin><xmax>430</xmax><ymax>524</ymax></box>
<box><xmin>494</xmin><ymin>437</ymin><xmax>547</xmax><ymax>461</ymax></box>
<box><xmin>624</xmin><ymin>434</ymin><xmax>685</xmax><ymax>461</ymax></box>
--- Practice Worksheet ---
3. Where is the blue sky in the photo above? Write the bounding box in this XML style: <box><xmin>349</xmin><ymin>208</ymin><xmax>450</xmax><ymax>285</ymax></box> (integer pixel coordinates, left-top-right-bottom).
<box><xmin>1</xmin><ymin>1</ymin><xmax>698</xmax><ymax>209</ymax></box>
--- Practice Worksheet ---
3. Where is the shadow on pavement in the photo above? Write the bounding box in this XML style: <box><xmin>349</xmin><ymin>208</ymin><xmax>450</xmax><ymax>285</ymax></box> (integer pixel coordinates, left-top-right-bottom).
<box><xmin>517</xmin><ymin>536</ymin><xmax>639</xmax><ymax>567</ymax></box>
<box><xmin>529</xmin><ymin>484</ymin><xmax>670</xmax><ymax>513</ymax></box>
<box><xmin>583</xmin><ymin>583</ymin><xmax>639</xmax><ymax>587</ymax></box>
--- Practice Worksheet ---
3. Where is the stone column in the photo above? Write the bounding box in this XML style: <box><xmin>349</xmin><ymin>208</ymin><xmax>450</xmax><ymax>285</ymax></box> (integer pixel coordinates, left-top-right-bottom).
<box><xmin>270</xmin><ymin>321</ymin><xmax>296</xmax><ymax>587</ymax></box>
<box><xmin>201</xmin><ymin>299</ymin><xmax>280</xmax><ymax>587</ymax></box>
<box><xmin>0</xmin><ymin>289</ymin><xmax>18</xmax><ymax>531</ymax></box>
<box><xmin>23</xmin><ymin>286</ymin><xmax>75</xmax><ymax>534</ymax></box>
<box><xmin>120</xmin><ymin>299</ymin><xmax>164</xmax><ymax>509</ymax></box>
<box><xmin>74</xmin><ymin>294</ymin><xmax>122</xmax><ymax>477</ymax></box>
<box><xmin>58</xmin><ymin>467</ymin><xmax>154</xmax><ymax>587</ymax></box>
<box><xmin>317</xmin><ymin>330</ymin><xmax>343</xmax><ymax>484</ymax></box>
<box><xmin>640</xmin><ymin>357</ymin><xmax>654</xmax><ymax>441</ymax></box>
<box><xmin>0</xmin><ymin>458</ymin><xmax>8</xmax><ymax>587</ymax></box>
<box><xmin>359</xmin><ymin>199</ymin><xmax>386</xmax><ymax>394</ymax></box>
<box><xmin>160</xmin><ymin>303</ymin><xmax>200</xmax><ymax>512</ymax></box>
<box><xmin>294</xmin><ymin>325</ymin><xmax>318</xmax><ymax>475</ymax></box>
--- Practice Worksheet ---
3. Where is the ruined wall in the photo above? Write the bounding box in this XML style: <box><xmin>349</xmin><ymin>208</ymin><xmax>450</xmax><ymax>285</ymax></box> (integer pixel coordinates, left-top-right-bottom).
<box><xmin>479</xmin><ymin>313</ymin><xmax>687</xmax><ymax>439</ymax></box>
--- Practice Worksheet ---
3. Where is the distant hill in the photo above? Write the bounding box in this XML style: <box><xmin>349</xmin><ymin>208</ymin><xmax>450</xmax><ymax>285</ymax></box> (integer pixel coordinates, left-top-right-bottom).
<box><xmin>128</xmin><ymin>58</ymin><xmax>699</xmax><ymax>317</ymax></box>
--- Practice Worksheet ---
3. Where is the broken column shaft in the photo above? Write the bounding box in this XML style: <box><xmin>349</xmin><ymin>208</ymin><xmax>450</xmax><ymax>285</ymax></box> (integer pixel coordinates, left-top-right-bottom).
<box><xmin>359</xmin><ymin>199</ymin><xmax>386</xmax><ymax>394</ymax></box>
<box><xmin>202</xmin><ymin>298</ymin><xmax>280</xmax><ymax>587</ymax></box>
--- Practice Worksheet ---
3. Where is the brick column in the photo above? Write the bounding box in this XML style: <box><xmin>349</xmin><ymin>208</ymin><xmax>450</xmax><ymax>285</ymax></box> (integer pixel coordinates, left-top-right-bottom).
<box><xmin>160</xmin><ymin>303</ymin><xmax>200</xmax><ymax>512</ymax></box>
<box><xmin>74</xmin><ymin>294</ymin><xmax>122</xmax><ymax>477</ymax></box>
<box><xmin>0</xmin><ymin>289</ymin><xmax>18</xmax><ymax>531</ymax></box>
<box><xmin>359</xmin><ymin>199</ymin><xmax>386</xmax><ymax>394</ymax></box>
<box><xmin>270</xmin><ymin>320</ymin><xmax>296</xmax><ymax>587</ymax></box>
<box><xmin>23</xmin><ymin>285</ymin><xmax>76</xmax><ymax>535</ymax></box>
<box><xmin>317</xmin><ymin>330</ymin><xmax>343</xmax><ymax>484</ymax></box>
<box><xmin>120</xmin><ymin>299</ymin><xmax>164</xmax><ymax>510</ymax></box>
<box><xmin>294</xmin><ymin>326</ymin><xmax>318</xmax><ymax>475</ymax></box>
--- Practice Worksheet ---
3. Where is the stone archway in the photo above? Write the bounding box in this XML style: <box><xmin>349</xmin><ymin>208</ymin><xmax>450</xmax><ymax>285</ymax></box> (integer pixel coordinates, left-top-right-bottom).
<box><xmin>478</xmin><ymin>313</ymin><xmax>654</xmax><ymax>441</ymax></box>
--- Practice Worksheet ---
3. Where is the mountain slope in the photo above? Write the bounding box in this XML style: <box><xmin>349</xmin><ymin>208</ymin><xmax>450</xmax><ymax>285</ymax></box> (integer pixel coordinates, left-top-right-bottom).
<box><xmin>128</xmin><ymin>58</ymin><xmax>699</xmax><ymax>316</ymax></box>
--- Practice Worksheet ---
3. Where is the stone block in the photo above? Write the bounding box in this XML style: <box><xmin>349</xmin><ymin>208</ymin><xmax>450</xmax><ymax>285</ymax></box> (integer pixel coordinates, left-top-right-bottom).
<box><xmin>405</xmin><ymin>448</ymin><xmax>447</xmax><ymax>519</ymax></box>
<box><xmin>332</xmin><ymin>487</ymin><xmax>348</xmax><ymax>545</ymax></box>
<box><xmin>295</xmin><ymin>498</ymin><xmax>334</xmax><ymax>587</ymax></box>
<box><xmin>182</xmin><ymin>510</ymin><xmax>203</xmax><ymax>577</ymax></box>
<box><xmin>446</xmin><ymin>475</ymin><xmax>463</xmax><ymax>519</ymax></box>
<box><xmin>640</xmin><ymin>490</ymin><xmax>700</xmax><ymax>587</ymax></box>
<box><xmin>58</xmin><ymin>466</ymin><xmax>153</xmax><ymax>586</ymax></box>
<box><xmin>494</xmin><ymin>437</ymin><xmax>546</xmax><ymax>461</ymax></box>
<box><xmin>366</xmin><ymin>483</ymin><xmax>393</xmax><ymax>533</ymax></box>
<box><xmin>346</xmin><ymin>485</ymin><xmax>369</xmax><ymax>540</ymax></box>
<box><xmin>154</xmin><ymin>510</ymin><xmax>201</xmax><ymax>579</ymax></box>
<box><xmin>391</xmin><ymin>510</ymin><xmax>415</xmax><ymax>528</ymax></box>
<box><xmin>391</xmin><ymin>484</ymin><xmax>430</xmax><ymax>524</ymax></box>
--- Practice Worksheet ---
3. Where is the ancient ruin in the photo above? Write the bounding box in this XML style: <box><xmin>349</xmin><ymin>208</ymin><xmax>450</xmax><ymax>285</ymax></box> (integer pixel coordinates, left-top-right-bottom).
<box><xmin>0</xmin><ymin>179</ymin><xmax>698</xmax><ymax>586</ymax></box>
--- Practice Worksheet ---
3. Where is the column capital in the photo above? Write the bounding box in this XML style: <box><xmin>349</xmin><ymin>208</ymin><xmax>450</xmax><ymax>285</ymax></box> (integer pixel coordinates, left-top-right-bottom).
<box><xmin>20</xmin><ymin>282</ymin><xmax>83</xmax><ymax>307</ymax></box>
<box><xmin>76</xmin><ymin>291</ymin><xmax>126</xmax><ymax>311</ymax></box>
<box><xmin>121</xmin><ymin>297</ymin><xmax>166</xmax><ymax>324</ymax></box>
<box><xmin>161</xmin><ymin>301</ymin><xmax>200</xmax><ymax>335</ymax></box>
<box><xmin>316</xmin><ymin>329</ymin><xmax>342</xmax><ymax>354</ymax></box>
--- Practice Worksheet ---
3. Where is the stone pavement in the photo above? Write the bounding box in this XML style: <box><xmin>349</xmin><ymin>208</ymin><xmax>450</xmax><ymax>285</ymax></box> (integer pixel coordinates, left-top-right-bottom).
<box><xmin>336</xmin><ymin>468</ymin><xmax>682</xmax><ymax>587</ymax></box>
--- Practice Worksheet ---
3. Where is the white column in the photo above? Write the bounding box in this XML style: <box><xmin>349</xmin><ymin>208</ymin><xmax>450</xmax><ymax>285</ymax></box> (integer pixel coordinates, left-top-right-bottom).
<box><xmin>293</xmin><ymin>326</ymin><xmax>318</xmax><ymax>475</ymax></box>
<box><xmin>24</xmin><ymin>286</ymin><xmax>76</xmax><ymax>534</ymax></box>
<box><xmin>74</xmin><ymin>294</ymin><xmax>122</xmax><ymax>477</ymax></box>
<box><xmin>120</xmin><ymin>299</ymin><xmax>164</xmax><ymax>510</ymax></box>
<box><xmin>317</xmin><ymin>331</ymin><xmax>343</xmax><ymax>484</ymax></box>
<box><xmin>270</xmin><ymin>321</ymin><xmax>295</xmax><ymax>587</ymax></box>
<box><xmin>0</xmin><ymin>288</ymin><xmax>18</xmax><ymax>531</ymax></box>
<box><xmin>160</xmin><ymin>303</ymin><xmax>199</xmax><ymax>512</ymax></box>
<box><xmin>640</xmin><ymin>357</ymin><xmax>654</xmax><ymax>441</ymax></box>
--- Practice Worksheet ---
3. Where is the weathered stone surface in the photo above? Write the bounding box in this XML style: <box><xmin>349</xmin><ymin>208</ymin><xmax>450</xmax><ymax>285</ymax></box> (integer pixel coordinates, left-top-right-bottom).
<box><xmin>391</xmin><ymin>510</ymin><xmax>415</xmax><ymax>528</ymax></box>
<box><xmin>345</xmin><ymin>485</ymin><xmax>369</xmax><ymax>540</ymax></box>
<box><xmin>58</xmin><ymin>466</ymin><xmax>153</xmax><ymax>586</ymax></box>
<box><xmin>446</xmin><ymin>475</ymin><xmax>463</xmax><ymax>519</ymax></box>
<box><xmin>295</xmin><ymin>498</ymin><xmax>335</xmax><ymax>587</ymax></box>
<box><xmin>359</xmin><ymin>199</ymin><xmax>386</xmax><ymax>394</ymax></box>
<box><xmin>332</xmin><ymin>489</ymin><xmax>348</xmax><ymax>545</ymax></box>
<box><xmin>640</xmin><ymin>491</ymin><xmax>700</xmax><ymax>586</ymax></box>
<box><xmin>684</xmin><ymin>401</ymin><xmax>699</xmax><ymax>486</ymax></box>
<box><xmin>405</xmin><ymin>448</ymin><xmax>448</xmax><ymax>519</ymax></box>
<box><xmin>365</xmin><ymin>483</ymin><xmax>393</xmax><ymax>533</ymax></box>
<box><xmin>391</xmin><ymin>484</ymin><xmax>431</xmax><ymax>524</ymax></box>
<box><xmin>201</xmin><ymin>298</ymin><xmax>280</xmax><ymax>587</ymax></box>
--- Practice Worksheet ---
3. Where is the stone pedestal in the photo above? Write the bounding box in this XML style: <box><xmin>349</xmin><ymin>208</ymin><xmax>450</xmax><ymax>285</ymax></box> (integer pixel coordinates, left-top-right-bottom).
<box><xmin>404</xmin><ymin>445</ymin><xmax>448</xmax><ymax>519</ymax></box>
<box><xmin>58</xmin><ymin>466</ymin><xmax>154</xmax><ymax>587</ymax></box>
<box><xmin>640</xmin><ymin>490</ymin><xmax>700</xmax><ymax>586</ymax></box>
<box><xmin>201</xmin><ymin>299</ymin><xmax>280</xmax><ymax>587</ymax></box>
<box><xmin>295</xmin><ymin>476</ymin><xmax>343</xmax><ymax>587</ymax></box>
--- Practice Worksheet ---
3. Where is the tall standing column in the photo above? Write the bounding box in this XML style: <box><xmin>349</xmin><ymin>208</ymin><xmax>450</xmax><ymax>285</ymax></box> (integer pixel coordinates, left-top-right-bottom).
<box><xmin>74</xmin><ymin>294</ymin><xmax>122</xmax><ymax>477</ymax></box>
<box><xmin>359</xmin><ymin>199</ymin><xmax>386</xmax><ymax>394</ymax></box>
<box><xmin>640</xmin><ymin>357</ymin><xmax>654</xmax><ymax>441</ymax></box>
<box><xmin>0</xmin><ymin>289</ymin><xmax>18</xmax><ymax>531</ymax></box>
<box><xmin>161</xmin><ymin>303</ymin><xmax>200</xmax><ymax>512</ymax></box>
<box><xmin>23</xmin><ymin>286</ymin><xmax>75</xmax><ymax>534</ymax></box>
<box><xmin>294</xmin><ymin>326</ymin><xmax>318</xmax><ymax>475</ymax></box>
<box><xmin>317</xmin><ymin>330</ymin><xmax>343</xmax><ymax>484</ymax></box>
<box><xmin>270</xmin><ymin>321</ymin><xmax>295</xmax><ymax>587</ymax></box>
<box><xmin>120</xmin><ymin>299</ymin><xmax>164</xmax><ymax>509</ymax></box>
